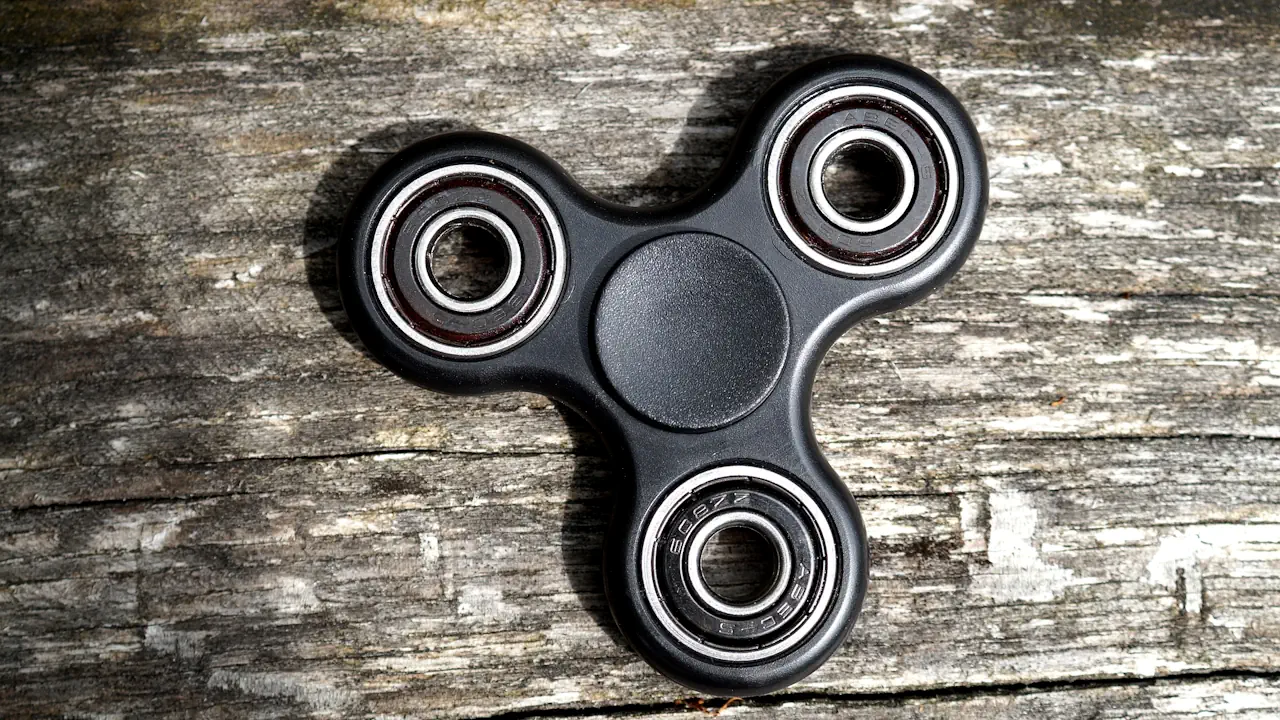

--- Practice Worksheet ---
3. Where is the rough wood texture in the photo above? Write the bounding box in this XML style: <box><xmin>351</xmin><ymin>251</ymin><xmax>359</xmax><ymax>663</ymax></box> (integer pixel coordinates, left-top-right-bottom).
<box><xmin>2</xmin><ymin>0</ymin><xmax>1278</xmax><ymax>718</ymax></box>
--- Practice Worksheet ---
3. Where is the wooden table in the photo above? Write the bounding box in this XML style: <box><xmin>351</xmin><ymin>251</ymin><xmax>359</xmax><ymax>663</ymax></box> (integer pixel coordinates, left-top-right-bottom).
<box><xmin>3</xmin><ymin>1</ymin><xmax>1278</xmax><ymax>717</ymax></box>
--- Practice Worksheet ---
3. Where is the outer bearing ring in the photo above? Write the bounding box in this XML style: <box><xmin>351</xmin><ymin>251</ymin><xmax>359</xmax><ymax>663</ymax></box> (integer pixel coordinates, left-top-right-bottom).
<box><xmin>766</xmin><ymin>85</ymin><xmax>960</xmax><ymax>278</ymax></box>
<box><xmin>640</xmin><ymin>465</ymin><xmax>838</xmax><ymax>663</ymax></box>
<box><xmin>370</xmin><ymin>164</ymin><xmax>567</xmax><ymax>359</ymax></box>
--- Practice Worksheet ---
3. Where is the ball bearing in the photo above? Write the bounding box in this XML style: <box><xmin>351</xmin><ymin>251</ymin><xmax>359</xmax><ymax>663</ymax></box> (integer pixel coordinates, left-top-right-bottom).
<box><xmin>809</xmin><ymin>127</ymin><xmax>916</xmax><ymax>234</ymax></box>
<box><xmin>641</xmin><ymin>465</ymin><xmax>838</xmax><ymax>663</ymax></box>
<box><xmin>766</xmin><ymin>85</ymin><xmax>961</xmax><ymax>277</ymax></box>
<box><xmin>369</xmin><ymin>163</ymin><xmax>567</xmax><ymax>359</ymax></box>
<box><xmin>684</xmin><ymin>510</ymin><xmax>792</xmax><ymax>619</ymax></box>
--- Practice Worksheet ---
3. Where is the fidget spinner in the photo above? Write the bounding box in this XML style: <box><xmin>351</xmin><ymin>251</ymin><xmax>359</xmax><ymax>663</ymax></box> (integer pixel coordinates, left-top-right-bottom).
<box><xmin>338</xmin><ymin>55</ymin><xmax>987</xmax><ymax>695</ymax></box>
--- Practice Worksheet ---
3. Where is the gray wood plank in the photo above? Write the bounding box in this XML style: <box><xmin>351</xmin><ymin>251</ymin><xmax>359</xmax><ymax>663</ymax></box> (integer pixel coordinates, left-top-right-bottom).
<box><xmin>2</xmin><ymin>0</ymin><xmax>1278</xmax><ymax>717</ymax></box>
<box><xmin>524</xmin><ymin>677</ymin><xmax>1280</xmax><ymax>719</ymax></box>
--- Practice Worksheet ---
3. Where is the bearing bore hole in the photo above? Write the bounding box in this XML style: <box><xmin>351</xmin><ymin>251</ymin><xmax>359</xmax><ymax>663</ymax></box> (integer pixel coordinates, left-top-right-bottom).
<box><xmin>820</xmin><ymin>141</ymin><xmax>905</xmax><ymax>221</ymax></box>
<box><xmin>428</xmin><ymin>219</ymin><xmax>510</xmax><ymax>301</ymax></box>
<box><xmin>698</xmin><ymin>525</ymin><xmax>779</xmax><ymax>603</ymax></box>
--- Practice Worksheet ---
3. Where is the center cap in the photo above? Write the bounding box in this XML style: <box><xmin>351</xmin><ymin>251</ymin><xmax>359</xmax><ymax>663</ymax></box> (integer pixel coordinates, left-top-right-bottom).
<box><xmin>593</xmin><ymin>232</ymin><xmax>790</xmax><ymax>431</ymax></box>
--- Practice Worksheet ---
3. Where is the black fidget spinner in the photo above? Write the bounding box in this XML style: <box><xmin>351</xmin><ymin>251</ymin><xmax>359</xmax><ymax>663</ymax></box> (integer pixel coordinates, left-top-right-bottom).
<box><xmin>338</xmin><ymin>55</ymin><xmax>987</xmax><ymax>695</ymax></box>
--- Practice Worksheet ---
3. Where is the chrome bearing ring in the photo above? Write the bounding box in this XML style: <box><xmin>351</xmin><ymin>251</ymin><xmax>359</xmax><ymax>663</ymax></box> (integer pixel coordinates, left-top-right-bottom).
<box><xmin>640</xmin><ymin>464</ymin><xmax>838</xmax><ymax>663</ymax></box>
<box><xmin>684</xmin><ymin>510</ymin><xmax>793</xmax><ymax>619</ymax></box>
<box><xmin>369</xmin><ymin>164</ymin><xmax>567</xmax><ymax>358</ymax></box>
<box><xmin>767</xmin><ymin>85</ymin><xmax>961</xmax><ymax>277</ymax></box>
<box><xmin>809</xmin><ymin>128</ymin><xmax>916</xmax><ymax>234</ymax></box>
<box><xmin>413</xmin><ymin>207</ymin><xmax>524</xmax><ymax>315</ymax></box>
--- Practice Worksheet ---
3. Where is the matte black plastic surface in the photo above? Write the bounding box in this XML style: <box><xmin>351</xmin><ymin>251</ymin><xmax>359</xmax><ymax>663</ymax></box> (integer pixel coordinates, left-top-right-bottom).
<box><xmin>337</xmin><ymin>54</ymin><xmax>987</xmax><ymax>695</ymax></box>
<box><xmin>594</xmin><ymin>232</ymin><xmax>791</xmax><ymax>431</ymax></box>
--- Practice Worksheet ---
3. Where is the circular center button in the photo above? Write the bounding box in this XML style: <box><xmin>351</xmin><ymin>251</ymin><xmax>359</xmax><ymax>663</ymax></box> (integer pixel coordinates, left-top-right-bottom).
<box><xmin>593</xmin><ymin>233</ymin><xmax>790</xmax><ymax>431</ymax></box>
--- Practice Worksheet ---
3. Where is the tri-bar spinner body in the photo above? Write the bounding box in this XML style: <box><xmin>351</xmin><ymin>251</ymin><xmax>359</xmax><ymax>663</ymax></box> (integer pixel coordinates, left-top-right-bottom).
<box><xmin>338</xmin><ymin>55</ymin><xmax>987</xmax><ymax>695</ymax></box>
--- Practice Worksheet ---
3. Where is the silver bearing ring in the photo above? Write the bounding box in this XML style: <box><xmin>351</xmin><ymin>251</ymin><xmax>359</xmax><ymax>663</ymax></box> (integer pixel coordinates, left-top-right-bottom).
<box><xmin>413</xmin><ymin>206</ymin><xmax>524</xmax><ymax>315</ymax></box>
<box><xmin>766</xmin><ymin>85</ymin><xmax>960</xmax><ymax>277</ymax></box>
<box><xmin>369</xmin><ymin>163</ymin><xmax>567</xmax><ymax>359</ymax></box>
<box><xmin>809</xmin><ymin>128</ymin><xmax>916</xmax><ymax>234</ymax></box>
<box><xmin>684</xmin><ymin>510</ymin><xmax>793</xmax><ymax>619</ymax></box>
<box><xmin>640</xmin><ymin>464</ymin><xmax>838</xmax><ymax>663</ymax></box>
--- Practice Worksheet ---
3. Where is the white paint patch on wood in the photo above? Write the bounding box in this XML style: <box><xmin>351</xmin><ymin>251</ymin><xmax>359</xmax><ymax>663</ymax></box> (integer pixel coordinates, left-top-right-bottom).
<box><xmin>140</xmin><ymin>508</ymin><xmax>200</xmax><ymax>553</ymax></box>
<box><xmin>1230</xmin><ymin>193</ymin><xmax>1280</xmax><ymax>204</ymax></box>
<box><xmin>456</xmin><ymin>585</ymin><xmax>517</xmax><ymax>622</ymax></box>
<box><xmin>970</xmin><ymin>491</ymin><xmax>1078</xmax><ymax>603</ymax></box>
<box><xmin>365</xmin><ymin>654</ymin><xmax>470</xmax><ymax>674</ymax></box>
<box><xmin>1152</xmin><ymin>679</ymin><xmax>1280</xmax><ymax>715</ymax></box>
<box><xmin>990</xmin><ymin>153</ymin><xmax>1064</xmax><ymax>177</ymax></box>
<box><xmin>1132</xmin><ymin>335</ymin><xmax>1278</xmax><ymax>363</ymax></box>
<box><xmin>895</xmin><ymin>365</ymin><xmax>998</xmax><ymax>393</ymax></box>
<box><xmin>269</xmin><ymin>576</ymin><xmax>321</xmax><ymax>614</ymax></box>
<box><xmin>1023</xmin><ymin>295</ymin><xmax>1132</xmax><ymax>323</ymax></box>
<box><xmin>866</xmin><ymin>522</ymin><xmax>919</xmax><ymax>538</ymax></box>
<box><xmin>1072</xmin><ymin>210</ymin><xmax>1168</xmax><ymax>235</ymax></box>
<box><xmin>207</xmin><ymin>670</ymin><xmax>356</xmax><ymax>712</ymax></box>
<box><xmin>144</xmin><ymin>625</ymin><xmax>210</xmax><ymax>661</ymax></box>
<box><xmin>505</xmin><ymin>678</ymin><xmax>584</xmax><ymax>710</ymax></box>
<box><xmin>419</xmin><ymin>533</ymin><xmax>440</xmax><ymax>567</ymax></box>
<box><xmin>890</xmin><ymin>4</ymin><xmax>933</xmax><ymax>24</ymax></box>
<box><xmin>984</xmin><ymin>411</ymin><xmax>1117</xmax><ymax>434</ymax></box>
<box><xmin>960</xmin><ymin>493</ymin><xmax>988</xmax><ymax>555</ymax></box>
<box><xmin>956</xmin><ymin>335</ymin><xmax>1038</xmax><ymax>359</ymax></box>
<box><xmin>307</xmin><ymin>513</ymin><xmax>391</xmax><ymax>537</ymax></box>
<box><xmin>1145</xmin><ymin>524</ymin><xmax>1280</xmax><ymax>615</ymax></box>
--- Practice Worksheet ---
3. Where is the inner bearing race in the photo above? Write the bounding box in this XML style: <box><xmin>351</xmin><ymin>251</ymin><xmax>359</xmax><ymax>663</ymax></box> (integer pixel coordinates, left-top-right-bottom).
<box><xmin>809</xmin><ymin>128</ymin><xmax>916</xmax><ymax>234</ymax></box>
<box><xmin>414</xmin><ymin>207</ymin><xmax>523</xmax><ymax>314</ymax></box>
<box><xmin>686</xmin><ymin>510</ymin><xmax>792</xmax><ymax>618</ymax></box>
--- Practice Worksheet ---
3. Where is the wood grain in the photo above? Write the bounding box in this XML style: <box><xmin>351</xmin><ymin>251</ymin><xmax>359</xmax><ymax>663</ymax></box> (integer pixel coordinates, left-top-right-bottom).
<box><xmin>2</xmin><ymin>0</ymin><xmax>1278</xmax><ymax>717</ymax></box>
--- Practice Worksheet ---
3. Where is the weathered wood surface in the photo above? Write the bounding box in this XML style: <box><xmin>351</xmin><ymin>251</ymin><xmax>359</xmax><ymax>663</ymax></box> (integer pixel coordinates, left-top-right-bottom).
<box><xmin>2</xmin><ymin>0</ymin><xmax>1279</xmax><ymax>717</ymax></box>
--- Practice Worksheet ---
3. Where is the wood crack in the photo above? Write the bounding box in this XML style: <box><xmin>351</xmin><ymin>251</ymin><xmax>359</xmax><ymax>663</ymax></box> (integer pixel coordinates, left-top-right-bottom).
<box><xmin>470</xmin><ymin>668</ymin><xmax>1280</xmax><ymax>720</ymax></box>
